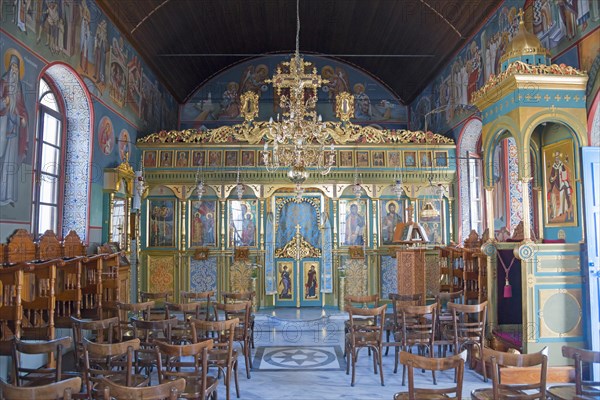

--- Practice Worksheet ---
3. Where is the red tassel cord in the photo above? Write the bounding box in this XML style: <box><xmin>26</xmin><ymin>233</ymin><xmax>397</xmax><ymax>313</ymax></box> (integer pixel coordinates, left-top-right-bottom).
<box><xmin>498</xmin><ymin>255</ymin><xmax>516</xmax><ymax>298</ymax></box>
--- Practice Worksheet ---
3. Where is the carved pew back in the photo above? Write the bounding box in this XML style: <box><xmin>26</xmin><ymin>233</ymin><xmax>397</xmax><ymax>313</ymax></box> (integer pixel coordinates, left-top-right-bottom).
<box><xmin>81</xmin><ymin>255</ymin><xmax>103</xmax><ymax>319</ymax></box>
<box><xmin>0</xmin><ymin>264</ymin><xmax>32</xmax><ymax>340</ymax></box>
<box><xmin>21</xmin><ymin>259</ymin><xmax>59</xmax><ymax>340</ymax></box>
<box><xmin>63</xmin><ymin>231</ymin><xmax>86</xmax><ymax>258</ymax></box>
<box><xmin>7</xmin><ymin>229</ymin><xmax>36</xmax><ymax>264</ymax></box>
<box><xmin>38</xmin><ymin>230</ymin><xmax>63</xmax><ymax>261</ymax></box>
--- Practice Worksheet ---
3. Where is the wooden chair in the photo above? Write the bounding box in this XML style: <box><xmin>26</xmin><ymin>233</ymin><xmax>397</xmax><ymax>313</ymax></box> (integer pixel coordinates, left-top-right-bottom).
<box><xmin>82</xmin><ymin>338</ymin><xmax>149</xmax><ymax>398</ymax></box>
<box><xmin>394</xmin><ymin>303</ymin><xmax>438</xmax><ymax>385</ymax></box>
<box><xmin>131</xmin><ymin>317</ymin><xmax>178</xmax><ymax>382</ymax></box>
<box><xmin>394</xmin><ymin>350</ymin><xmax>467</xmax><ymax>400</ymax></box>
<box><xmin>140</xmin><ymin>291</ymin><xmax>172</xmax><ymax>320</ymax></box>
<box><xmin>191</xmin><ymin>317</ymin><xmax>240</xmax><ymax>400</ymax></box>
<box><xmin>71</xmin><ymin>316</ymin><xmax>120</xmax><ymax>368</ymax></box>
<box><xmin>385</xmin><ymin>293</ymin><xmax>423</xmax><ymax>356</ymax></box>
<box><xmin>434</xmin><ymin>291</ymin><xmax>464</xmax><ymax>357</ymax></box>
<box><xmin>214</xmin><ymin>301</ymin><xmax>253</xmax><ymax>379</ymax></box>
<box><xmin>181</xmin><ymin>290</ymin><xmax>215</xmax><ymax>321</ymax></box>
<box><xmin>222</xmin><ymin>291</ymin><xmax>254</xmax><ymax>346</ymax></box>
<box><xmin>471</xmin><ymin>347</ymin><xmax>548</xmax><ymax>400</ymax></box>
<box><xmin>165</xmin><ymin>301</ymin><xmax>202</xmax><ymax>321</ymax></box>
<box><xmin>182</xmin><ymin>290</ymin><xmax>214</xmax><ymax>321</ymax></box>
<box><xmin>548</xmin><ymin>346</ymin><xmax>600</xmax><ymax>399</ymax></box>
<box><xmin>345</xmin><ymin>304</ymin><xmax>387</xmax><ymax>387</ymax></box>
<box><xmin>99</xmin><ymin>377</ymin><xmax>185</xmax><ymax>400</ymax></box>
<box><xmin>12</xmin><ymin>337</ymin><xmax>73</xmax><ymax>387</ymax></box>
<box><xmin>164</xmin><ymin>302</ymin><xmax>203</xmax><ymax>344</ymax></box>
<box><xmin>139</xmin><ymin>291</ymin><xmax>172</xmax><ymax>303</ymax></box>
<box><xmin>155</xmin><ymin>339</ymin><xmax>218</xmax><ymax>400</ymax></box>
<box><xmin>344</xmin><ymin>294</ymin><xmax>380</xmax><ymax>354</ymax></box>
<box><xmin>448</xmin><ymin>301</ymin><xmax>488</xmax><ymax>382</ymax></box>
<box><xmin>115</xmin><ymin>301</ymin><xmax>154</xmax><ymax>340</ymax></box>
<box><xmin>0</xmin><ymin>376</ymin><xmax>82</xmax><ymax>400</ymax></box>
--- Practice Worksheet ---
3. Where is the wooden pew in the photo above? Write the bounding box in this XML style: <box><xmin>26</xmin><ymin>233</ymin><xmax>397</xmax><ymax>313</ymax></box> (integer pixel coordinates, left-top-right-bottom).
<box><xmin>0</xmin><ymin>264</ymin><xmax>33</xmax><ymax>340</ymax></box>
<box><xmin>38</xmin><ymin>231</ymin><xmax>84</xmax><ymax>328</ymax></box>
<box><xmin>81</xmin><ymin>254</ymin><xmax>104</xmax><ymax>320</ymax></box>
<box><xmin>100</xmin><ymin>253</ymin><xmax>122</xmax><ymax>319</ymax></box>
<box><xmin>20</xmin><ymin>259</ymin><xmax>59</xmax><ymax>340</ymax></box>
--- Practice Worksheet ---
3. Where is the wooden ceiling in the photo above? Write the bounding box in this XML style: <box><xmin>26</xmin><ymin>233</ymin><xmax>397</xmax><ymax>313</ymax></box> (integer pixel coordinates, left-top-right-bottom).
<box><xmin>97</xmin><ymin>0</ymin><xmax>503</xmax><ymax>104</ymax></box>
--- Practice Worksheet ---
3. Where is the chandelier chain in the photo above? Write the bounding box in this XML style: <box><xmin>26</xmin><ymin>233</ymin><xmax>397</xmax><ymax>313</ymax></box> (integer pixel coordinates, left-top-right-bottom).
<box><xmin>295</xmin><ymin>0</ymin><xmax>300</xmax><ymax>57</ymax></box>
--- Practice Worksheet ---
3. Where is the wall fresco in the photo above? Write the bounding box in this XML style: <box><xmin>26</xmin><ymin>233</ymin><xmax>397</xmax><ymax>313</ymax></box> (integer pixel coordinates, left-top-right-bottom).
<box><xmin>180</xmin><ymin>55</ymin><xmax>408</xmax><ymax>131</ymax></box>
<box><xmin>409</xmin><ymin>0</ymin><xmax>599</xmax><ymax>137</ymax></box>
<box><xmin>1</xmin><ymin>0</ymin><xmax>178</xmax><ymax>132</ymax></box>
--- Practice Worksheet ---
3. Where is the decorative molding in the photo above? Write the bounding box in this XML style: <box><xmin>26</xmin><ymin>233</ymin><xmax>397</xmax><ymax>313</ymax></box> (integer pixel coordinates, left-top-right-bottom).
<box><xmin>137</xmin><ymin>127</ymin><xmax>454</xmax><ymax>146</ymax></box>
<box><xmin>472</xmin><ymin>61</ymin><xmax>586</xmax><ymax>103</ymax></box>
<box><xmin>274</xmin><ymin>233</ymin><xmax>322</xmax><ymax>259</ymax></box>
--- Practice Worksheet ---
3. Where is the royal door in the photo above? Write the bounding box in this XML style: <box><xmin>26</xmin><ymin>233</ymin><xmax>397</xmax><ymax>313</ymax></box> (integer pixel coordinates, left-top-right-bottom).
<box><xmin>273</xmin><ymin>194</ymin><xmax>325</xmax><ymax>307</ymax></box>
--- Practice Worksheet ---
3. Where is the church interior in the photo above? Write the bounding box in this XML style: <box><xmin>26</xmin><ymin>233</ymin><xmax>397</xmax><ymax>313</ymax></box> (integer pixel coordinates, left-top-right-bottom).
<box><xmin>0</xmin><ymin>0</ymin><xmax>599</xmax><ymax>398</ymax></box>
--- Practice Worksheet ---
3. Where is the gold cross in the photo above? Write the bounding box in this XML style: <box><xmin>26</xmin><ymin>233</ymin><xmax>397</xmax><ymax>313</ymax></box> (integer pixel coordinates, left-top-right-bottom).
<box><xmin>267</xmin><ymin>55</ymin><xmax>326</xmax><ymax>97</ymax></box>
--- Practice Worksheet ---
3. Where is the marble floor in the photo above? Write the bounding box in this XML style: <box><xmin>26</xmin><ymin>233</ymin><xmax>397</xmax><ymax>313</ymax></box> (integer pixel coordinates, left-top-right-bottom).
<box><xmin>216</xmin><ymin>307</ymin><xmax>492</xmax><ymax>399</ymax></box>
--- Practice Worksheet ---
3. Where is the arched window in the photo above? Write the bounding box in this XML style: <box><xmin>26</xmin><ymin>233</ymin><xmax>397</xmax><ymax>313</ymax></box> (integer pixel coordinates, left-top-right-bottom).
<box><xmin>31</xmin><ymin>77</ymin><xmax>65</xmax><ymax>236</ymax></box>
<box><xmin>466</xmin><ymin>150</ymin><xmax>484</xmax><ymax>234</ymax></box>
<box><xmin>457</xmin><ymin>118</ymin><xmax>485</xmax><ymax>241</ymax></box>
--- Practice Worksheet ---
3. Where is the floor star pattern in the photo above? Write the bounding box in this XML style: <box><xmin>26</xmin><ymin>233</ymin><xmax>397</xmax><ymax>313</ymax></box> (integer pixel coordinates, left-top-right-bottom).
<box><xmin>272</xmin><ymin>348</ymin><xmax>328</xmax><ymax>366</ymax></box>
<box><xmin>254</xmin><ymin>346</ymin><xmax>344</xmax><ymax>370</ymax></box>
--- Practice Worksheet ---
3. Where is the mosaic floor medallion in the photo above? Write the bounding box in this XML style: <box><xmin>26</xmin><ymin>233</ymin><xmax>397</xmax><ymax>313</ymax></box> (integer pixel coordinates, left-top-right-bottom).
<box><xmin>253</xmin><ymin>346</ymin><xmax>345</xmax><ymax>371</ymax></box>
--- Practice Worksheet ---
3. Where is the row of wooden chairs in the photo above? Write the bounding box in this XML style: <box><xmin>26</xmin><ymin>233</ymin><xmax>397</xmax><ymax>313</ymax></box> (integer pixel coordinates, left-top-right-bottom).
<box><xmin>0</xmin><ymin>376</ymin><xmax>186</xmax><ymax>400</ymax></box>
<box><xmin>344</xmin><ymin>293</ymin><xmax>488</xmax><ymax>388</ymax></box>
<box><xmin>4</xmin><ymin>312</ymin><xmax>243</xmax><ymax>399</ymax></box>
<box><xmin>77</xmin><ymin>299</ymin><xmax>251</xmax><ymax>400</ymax></box>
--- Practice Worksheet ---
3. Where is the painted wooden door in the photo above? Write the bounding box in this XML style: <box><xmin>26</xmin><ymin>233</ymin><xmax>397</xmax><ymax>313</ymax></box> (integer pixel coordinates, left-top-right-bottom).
<box><xmin>275</xmin><ymin>258</ymin><xmax>322</xmax><ymax>307</ymax></box>
<box><xmin>582</xmin><ymin>146</ymin><xmax>600</xmax><ymax>378</ymax></box>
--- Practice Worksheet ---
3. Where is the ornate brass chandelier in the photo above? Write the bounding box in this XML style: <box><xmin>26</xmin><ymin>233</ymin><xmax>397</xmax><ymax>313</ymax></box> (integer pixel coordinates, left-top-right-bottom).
<box><xmin>261</xmin><ymin>0</ymin><xmax>335</xmax><ymax>190</ymax></box>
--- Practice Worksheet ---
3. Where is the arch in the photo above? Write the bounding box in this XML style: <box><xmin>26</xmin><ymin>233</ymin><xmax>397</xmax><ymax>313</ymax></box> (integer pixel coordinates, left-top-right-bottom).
<box><xmin>457</xmin><ymin>117</ymin><xmax>483</xmax><ymax>242</ymax></box>
<box><xmin>482</xmin><ymin>116</ymin><xmax>521</xmax><ymax>186</ymax></box>
<box><xmin>522</xmin><ymin>109</ymin><xmax>588</xmax><ymax>152</ymax></box>
<box><xmin>41</xmin><ymin>63</ymin><xmax>93</xmax><ymax>242</ymax></box>
<box><xmin>589</xmin><ymin>92</ymin><xmax>600</xmax><ymax>147</ymax></box>
<box><xmin>522</xmin><ymin>109</ymin><xmax>588</xmax><ymax>179</ymax></box>
<box><xmin>225</xmin><ymin>183</ymin><xmax>259</xmax><ymax>199</ymax></box>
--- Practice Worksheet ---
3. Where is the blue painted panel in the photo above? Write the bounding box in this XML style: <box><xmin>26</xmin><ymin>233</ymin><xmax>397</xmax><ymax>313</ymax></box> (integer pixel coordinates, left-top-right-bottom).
<box><xmin>582</xmin><ymin>146</ymin><xmax>600</xmax><ymax>378</ymax></box>
<box><xmin>190</xmin><ymin>257</ymin><xmax>217</xmax><ymax>293</ymax></box>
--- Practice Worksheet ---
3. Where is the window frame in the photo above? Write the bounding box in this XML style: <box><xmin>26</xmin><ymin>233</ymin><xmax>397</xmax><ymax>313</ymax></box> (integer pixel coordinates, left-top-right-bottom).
<box><xmin>466</xmin><ymin>150</ymin><xmax>485</xmax><ymax>235</ymax></box>
<box><xmin>31</xmin><ymin>77</ymin><xmax>66</xmax><ymax>237</ymax></box>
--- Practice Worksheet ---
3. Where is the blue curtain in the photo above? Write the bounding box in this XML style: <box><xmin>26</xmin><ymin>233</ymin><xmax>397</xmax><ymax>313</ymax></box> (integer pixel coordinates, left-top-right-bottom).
<box><xmin>265</xmin><ymin>212</ymin><xmax>276</xmax><ymax>294</ymax></box>
<box><xmin>322</xmin><ymin>212</ymin><xmax>333</xmax><ymax>293</ymax></box>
